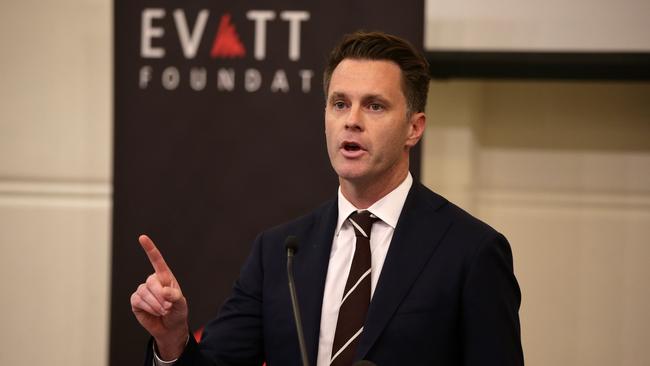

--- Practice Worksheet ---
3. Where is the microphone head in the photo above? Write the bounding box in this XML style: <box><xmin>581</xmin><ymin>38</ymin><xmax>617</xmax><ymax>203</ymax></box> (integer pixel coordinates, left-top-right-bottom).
<box><xmin>353</xmin><ymin>361</ymin><xmax>377</xmax><ymax>366</ymax></box>
<box><xmin>285</xmin><ymin>235</ymin><xmax>299</xmax><ymax>254</ymax></box>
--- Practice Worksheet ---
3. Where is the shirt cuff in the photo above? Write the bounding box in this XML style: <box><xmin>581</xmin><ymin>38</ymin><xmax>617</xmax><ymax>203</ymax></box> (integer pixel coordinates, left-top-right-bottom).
<box><xmin>152</xmin><ymin>335</ymin><xmax>190</xmax><ymax>366</ymax></box>
<box><xmin>153</xmin><ymin>351</ymin><xmax>177</xmax><ymax>366</ymax></box>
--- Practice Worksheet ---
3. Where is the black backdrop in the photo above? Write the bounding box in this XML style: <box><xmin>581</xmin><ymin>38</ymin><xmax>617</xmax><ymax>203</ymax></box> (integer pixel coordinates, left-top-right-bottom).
<box><xmin>111</xmin><ymin>1</ymin><xmax>424</xmax><ymax>364</ymax></box>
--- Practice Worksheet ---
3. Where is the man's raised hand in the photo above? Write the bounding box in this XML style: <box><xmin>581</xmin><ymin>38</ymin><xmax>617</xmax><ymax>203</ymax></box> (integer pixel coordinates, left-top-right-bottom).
<box><xmin>130</xmin><ymin>235</ymin><xmax>189</xmax><ymax>360</ymax></box>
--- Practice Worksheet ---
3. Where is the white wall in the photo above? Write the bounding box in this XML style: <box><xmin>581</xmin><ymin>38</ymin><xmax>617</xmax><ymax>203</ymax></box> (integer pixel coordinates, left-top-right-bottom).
<box><xmin>0</xmin><ymin>0</ymin><xmax>111</xmax><ymax>364</ymax></box>
<box><xmin>422</xmin><ymin>80</ymin><xmax>650</xmax><ymax>365</ymax></box>
<box><xmin>425</xmin><ymin>0</ymin><xmax>650</xmax><ymax>51</ymax></box>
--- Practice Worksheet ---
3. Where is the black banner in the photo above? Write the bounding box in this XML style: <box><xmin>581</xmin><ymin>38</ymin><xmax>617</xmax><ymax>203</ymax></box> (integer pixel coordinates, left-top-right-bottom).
<box><xmin>111</xmin><ymin>1</ymin><xmax>423</xmax><ymax>364</ymax></box>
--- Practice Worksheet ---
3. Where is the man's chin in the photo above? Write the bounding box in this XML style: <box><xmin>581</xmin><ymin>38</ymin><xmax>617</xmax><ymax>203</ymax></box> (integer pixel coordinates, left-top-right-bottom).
<box><xmin>335</xmin><ymin>168</ymin><xmax>372</xmax><ymax>184</ymax></box>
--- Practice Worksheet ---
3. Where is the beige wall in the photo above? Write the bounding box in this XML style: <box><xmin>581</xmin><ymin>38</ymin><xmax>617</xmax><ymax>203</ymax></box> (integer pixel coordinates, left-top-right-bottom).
<box><xmin>422</xmin><ymin>80</ymin><xmax>650</xmax><ymax>365</ymax></box>
<box><xmin>424</xmin><ymin>0</ymin><xmax>650</xmax><ymax>52</ymax></box>
<box><xmin>0</xmin><ymin>0</ymin><xmax>111</xmax><ymax>365</ymax></box>
<box><xmin>1</xmin><ymin>1</ymin><xmax>649</xmax><ymax>365</ymax></box>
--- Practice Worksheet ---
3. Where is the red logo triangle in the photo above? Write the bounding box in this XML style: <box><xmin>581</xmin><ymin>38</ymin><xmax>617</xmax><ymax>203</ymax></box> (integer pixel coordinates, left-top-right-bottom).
<box><xmin>210</xmin><ymin>13</ymin><xmax>246</xmax><ymax>58</ymax></box>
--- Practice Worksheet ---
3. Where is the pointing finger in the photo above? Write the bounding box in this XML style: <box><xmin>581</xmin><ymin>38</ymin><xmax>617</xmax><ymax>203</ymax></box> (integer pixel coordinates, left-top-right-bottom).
<box><xmin>139</xmin><ymin>234</ymin><xmax>173</xmax><ymax>285</ymax></box>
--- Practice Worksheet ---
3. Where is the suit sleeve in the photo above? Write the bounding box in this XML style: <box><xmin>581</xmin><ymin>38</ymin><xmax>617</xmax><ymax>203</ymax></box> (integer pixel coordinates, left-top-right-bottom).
<box><xmin>461</xmin><ymin>232</ymin><xmax>524</xmax><ymax>366</ymax></box>
<box><xmin>142</xmin><ymin>233</ymin><xmax>267</xmax><ymax>366</ymax></box>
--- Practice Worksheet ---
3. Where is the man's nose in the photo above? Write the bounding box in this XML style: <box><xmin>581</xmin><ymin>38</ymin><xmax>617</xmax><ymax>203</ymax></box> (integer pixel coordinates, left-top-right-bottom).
<box><xmin>345</xmin><ymin>105</ymin><xmax>364</xmax><ymax>131</ymax></box>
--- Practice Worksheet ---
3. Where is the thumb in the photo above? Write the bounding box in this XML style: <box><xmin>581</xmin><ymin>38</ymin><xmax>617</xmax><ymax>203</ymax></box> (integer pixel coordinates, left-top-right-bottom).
<box><xmin>162</xmin><ymin>286</ymin><xmax>185</xmax><ymax>305</ymax></box>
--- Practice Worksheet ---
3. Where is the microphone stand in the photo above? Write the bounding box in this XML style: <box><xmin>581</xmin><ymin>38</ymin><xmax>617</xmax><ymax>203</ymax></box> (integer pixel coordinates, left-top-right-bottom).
<box><xmin>286</xmin><ymin>236</ymin><xmax>310</xmax><ymax>366</ymax></box>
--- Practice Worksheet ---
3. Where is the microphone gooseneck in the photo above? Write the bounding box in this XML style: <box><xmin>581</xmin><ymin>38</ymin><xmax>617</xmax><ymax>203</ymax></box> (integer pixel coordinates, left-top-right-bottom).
<box><xmin>285</xmin><ymin>235</ymin><xmax>310</xmax><ymax>366</ymax></box>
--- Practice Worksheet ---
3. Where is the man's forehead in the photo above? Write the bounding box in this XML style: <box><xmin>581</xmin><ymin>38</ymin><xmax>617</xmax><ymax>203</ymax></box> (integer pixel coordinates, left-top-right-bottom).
<box><xmin>327</xmin><ymin>59</ymin><xmax>405</xmax><ymax>100</ymax></box>
<box><xmin>331</xmin><ymin>58</ymin><xmax>401</xmax><ymax>76</ymax></box>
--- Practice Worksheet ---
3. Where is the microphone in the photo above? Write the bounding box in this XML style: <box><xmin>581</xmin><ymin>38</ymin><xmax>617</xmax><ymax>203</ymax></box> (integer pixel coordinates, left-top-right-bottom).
<box><xmin>285</xmin><ymin>235</ymin><xmax>310</xmax><ymax>366</ymax></box>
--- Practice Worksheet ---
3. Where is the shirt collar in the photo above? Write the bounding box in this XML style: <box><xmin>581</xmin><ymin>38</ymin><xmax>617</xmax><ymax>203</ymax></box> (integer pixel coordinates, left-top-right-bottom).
<box><xmin>335</xmin><ymin>172</ymin><xmax>413</xmax><ymax>234</ymax></box>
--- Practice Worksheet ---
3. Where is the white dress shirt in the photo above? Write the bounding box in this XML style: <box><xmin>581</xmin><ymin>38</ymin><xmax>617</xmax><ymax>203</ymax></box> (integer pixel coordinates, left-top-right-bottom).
<box><xmin>154</xmin><ymin>173</ymin><xmax>413</xmax><ymax>366</ymax></box>
<box><xmin>316</xmin><ymin>173</ymin><xmax>413</xmax><ymax>366</ymax></box>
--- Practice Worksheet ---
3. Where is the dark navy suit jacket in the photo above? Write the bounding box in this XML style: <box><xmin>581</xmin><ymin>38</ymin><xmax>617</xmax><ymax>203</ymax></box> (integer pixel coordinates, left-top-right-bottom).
<box><xmin>146</xmin><ymin>182</ymin><xmax>524</xmax><ymax>365</ymax></box>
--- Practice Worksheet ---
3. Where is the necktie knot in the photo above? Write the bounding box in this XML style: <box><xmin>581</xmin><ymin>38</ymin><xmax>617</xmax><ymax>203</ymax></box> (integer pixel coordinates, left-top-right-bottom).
<box><xmin>348</xmin><ymin>210</ymin><xmax>378</xmax><ymax>239</ymax></box>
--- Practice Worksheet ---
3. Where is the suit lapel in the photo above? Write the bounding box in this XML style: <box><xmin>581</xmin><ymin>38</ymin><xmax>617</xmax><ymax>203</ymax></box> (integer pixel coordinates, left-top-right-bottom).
<box><xmin>357</xmin><ymin>183</ymin><xmax>451</xmax><ymax>359</ymax></box>
<box><xmin>293</xmin><ymin>199</ymin><xmax>338</xmax><ymax>365</ymax></box>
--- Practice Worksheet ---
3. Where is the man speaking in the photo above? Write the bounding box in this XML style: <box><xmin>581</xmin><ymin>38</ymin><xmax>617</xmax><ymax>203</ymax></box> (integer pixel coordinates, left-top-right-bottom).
<box><xmin>131</xmin><ymin>31</ymin><xmax>524</xmax><ymax>366</ymax></box>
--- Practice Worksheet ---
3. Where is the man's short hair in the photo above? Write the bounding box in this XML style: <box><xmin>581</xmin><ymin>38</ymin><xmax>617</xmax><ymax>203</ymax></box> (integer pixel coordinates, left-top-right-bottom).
<box><xmin>323</xmin><ymin>31</ymin><xmax>431</xmax><ymax>114</ymax></box>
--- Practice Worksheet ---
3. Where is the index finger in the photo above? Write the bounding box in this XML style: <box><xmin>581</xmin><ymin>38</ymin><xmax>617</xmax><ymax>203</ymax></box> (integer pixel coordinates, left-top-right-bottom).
<box><xmin>139</xmin><ymin>234</ymin><xmax>173</xmax><ymax>282</ymax></box>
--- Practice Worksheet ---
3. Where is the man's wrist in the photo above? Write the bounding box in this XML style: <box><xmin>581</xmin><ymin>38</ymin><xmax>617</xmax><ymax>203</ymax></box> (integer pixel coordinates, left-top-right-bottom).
<box><xmin>154</xmin><ymin>331</ymin><xmax>190</xmax><ymax>361</ymax></box>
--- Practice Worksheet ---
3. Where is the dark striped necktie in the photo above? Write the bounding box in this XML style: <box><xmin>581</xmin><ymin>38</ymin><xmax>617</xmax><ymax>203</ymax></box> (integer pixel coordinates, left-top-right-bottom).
<box><xmin>330</xmin><ymin>210</ymin><xmax>379</xmax><ymax>366</ymax></box>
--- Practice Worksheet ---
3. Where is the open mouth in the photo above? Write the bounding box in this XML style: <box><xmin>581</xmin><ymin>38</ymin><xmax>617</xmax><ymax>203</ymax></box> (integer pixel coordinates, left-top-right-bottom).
<box><xmin>343</xmin><ymin>142</ymin><xmax>362</xmax><ymax>152</ymax></box>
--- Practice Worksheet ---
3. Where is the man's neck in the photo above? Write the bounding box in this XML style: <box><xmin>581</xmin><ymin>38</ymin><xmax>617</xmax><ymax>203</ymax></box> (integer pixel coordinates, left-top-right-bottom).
<box><xmin>340</xmin><ymin>169</ymin><xmax>409</xmax><ymax>209</ymax></box>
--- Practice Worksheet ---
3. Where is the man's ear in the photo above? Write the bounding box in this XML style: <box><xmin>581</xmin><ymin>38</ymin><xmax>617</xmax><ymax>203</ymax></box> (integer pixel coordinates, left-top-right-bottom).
<box><xmin>405</xmin><ymin>112</ymin><xmax>426</xmax><ymax>148</ymax></box>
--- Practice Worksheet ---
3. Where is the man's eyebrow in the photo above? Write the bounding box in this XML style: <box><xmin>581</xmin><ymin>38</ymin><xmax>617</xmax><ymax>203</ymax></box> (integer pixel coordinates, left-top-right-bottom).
<box><xmin>328</xmin><ymin>92</ymin><xmax>390</xmax><ymax>104</ymax></box>
<box><xmin>362</xmin><ymin>94</ymin><xmax>387</xmax><ymax>101</ymax></box>
<box><xmin>362</xmin><ymin>94</ymin><xmax>391</xmax><ymax>105</ymax></box>
<box><xmin>327</xmin><ymin>92</ymin><xmax>347</xmax><ymax>103</ymax></box>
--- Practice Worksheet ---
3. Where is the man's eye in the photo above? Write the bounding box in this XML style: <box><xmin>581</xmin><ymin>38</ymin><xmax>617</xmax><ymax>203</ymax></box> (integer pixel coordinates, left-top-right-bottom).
<box><xmin>333</xmin><ymin>101</ymin><xmax>346</xmax><ymax>110</ymax></box>
<box><xmin>369</xmin><ymin>103</ymin><xmax>384</xmax><ymax>111</ymax></box>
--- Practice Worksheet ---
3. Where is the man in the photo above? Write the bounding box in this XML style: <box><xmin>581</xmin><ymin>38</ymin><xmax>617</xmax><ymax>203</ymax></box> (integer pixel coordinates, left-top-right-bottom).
<box><xmin>131</xmin><ymin>31</ymin><xmax>524</xmax><ymax>365</ymax></box>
